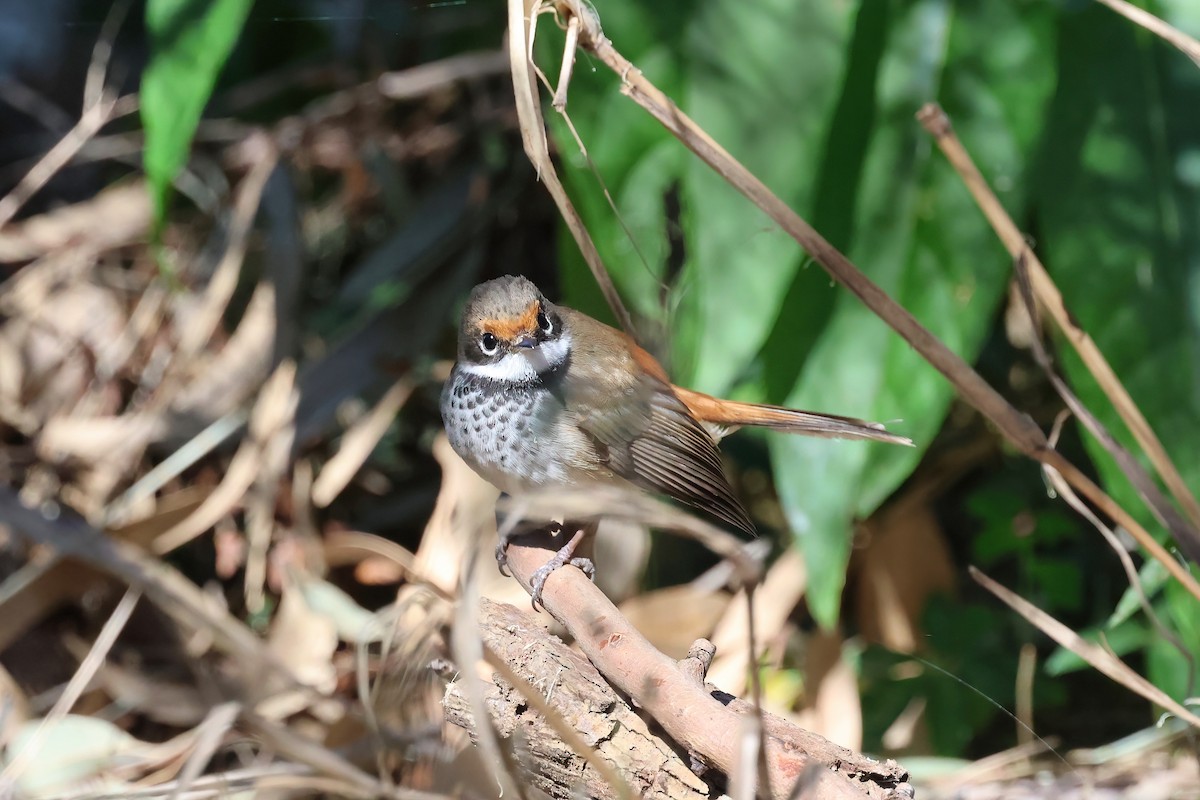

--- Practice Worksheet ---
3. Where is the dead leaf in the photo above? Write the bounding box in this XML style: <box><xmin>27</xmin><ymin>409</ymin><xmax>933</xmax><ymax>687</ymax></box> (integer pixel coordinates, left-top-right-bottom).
<box><xmin>803</xmin><ymin>629</ymin><xmax>862</xmax><ymax>751</ymax></box>
<box><xmin>707</xmin><ymin>547</ymin><xmax>807</xmax><ymax>694</ymax></box>
<box><xmin>311</xmin><ymin>377</ymin><xmax>414</xmax><ymax>508</ymax></box>
<box><xmin>0</xmin><ymin>182</ymin><xmax>150</xmax><ymax>264</ymax></box>
<box><xmin>854</xmin><ymin>497</ymin><xmax>956</xmax><ymax>652</ymax></box>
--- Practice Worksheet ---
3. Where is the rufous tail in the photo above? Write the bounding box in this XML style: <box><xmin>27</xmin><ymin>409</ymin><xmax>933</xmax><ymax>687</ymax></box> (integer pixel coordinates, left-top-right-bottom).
<box><xmin>674</xmin><ymin>387</ymin><xmax>913</xmax><ymax>446</ymax></box>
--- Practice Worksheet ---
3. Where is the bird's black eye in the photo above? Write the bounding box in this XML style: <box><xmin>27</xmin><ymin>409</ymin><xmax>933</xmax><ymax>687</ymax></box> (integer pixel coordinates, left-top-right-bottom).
<box><xmin>479</xmin><ymin>332</ymin><xmax>499</xmax><ymax>355</ymax></box>
<box><xmin>537</xmin><ymin>309</ymin><xmax>553</xmax><ymax>334</ymax></box>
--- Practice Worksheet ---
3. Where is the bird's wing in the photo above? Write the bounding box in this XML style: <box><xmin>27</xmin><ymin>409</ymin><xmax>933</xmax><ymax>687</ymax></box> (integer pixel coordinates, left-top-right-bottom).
<box><xmin>567</xmin><ymin>370</ymin><xmax>756</xmax><ymax>537</ymax></box>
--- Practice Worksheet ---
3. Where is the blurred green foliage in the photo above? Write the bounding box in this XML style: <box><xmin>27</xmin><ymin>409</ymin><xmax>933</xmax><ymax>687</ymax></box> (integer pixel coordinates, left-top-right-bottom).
<box><xmin>541</xmin><ymin>0</ymin><xmax>1200</xmax><ymax>750</ymax></box>
<box><xmin>545</xmin><ymin>0</ymin><xmax>1058</xmax><ymax>625</ymax></box>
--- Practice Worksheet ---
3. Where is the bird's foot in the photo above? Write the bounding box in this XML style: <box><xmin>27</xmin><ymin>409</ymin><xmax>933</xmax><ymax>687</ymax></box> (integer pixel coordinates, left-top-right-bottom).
<box><xmin>494</xmin><ymin>541</ymin><xmax>511</xmax><ymax>577</ymax></box>
<box><xmin>495</xmin><ymin>520</ymin><xmax>563</xmax><ymax>578</ymax></box>
<box><xmin>528</xmin><ymin>527</ymin><xmax>594</xmax><ymax>612</ymax></box>
<box><xmin>530</xmin><ymin>555</ymin><xmax>595</xmax><ymax>611</ymax></box>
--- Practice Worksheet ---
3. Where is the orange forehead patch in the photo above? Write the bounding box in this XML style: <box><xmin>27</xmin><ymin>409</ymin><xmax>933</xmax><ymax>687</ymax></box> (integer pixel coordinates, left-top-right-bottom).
<box><xmin>478</xmin><ymin>301</ymin><xmax>540</xmax><ymax>341</ymax></box>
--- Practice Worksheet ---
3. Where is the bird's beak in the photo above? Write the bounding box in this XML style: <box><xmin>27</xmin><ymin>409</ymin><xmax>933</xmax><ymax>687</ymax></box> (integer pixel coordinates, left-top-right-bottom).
<box><xmin>515</xmin><ymin>335</ymin><xmax>538</xmax><ymax>349</ymax></box>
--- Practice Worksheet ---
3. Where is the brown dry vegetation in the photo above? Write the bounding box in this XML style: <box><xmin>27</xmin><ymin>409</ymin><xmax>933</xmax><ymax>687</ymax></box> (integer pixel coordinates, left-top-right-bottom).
<box><xmin>0</xmin><ymin>1</ymin><xmax>1197</xmax><ymax>799</ymax></box>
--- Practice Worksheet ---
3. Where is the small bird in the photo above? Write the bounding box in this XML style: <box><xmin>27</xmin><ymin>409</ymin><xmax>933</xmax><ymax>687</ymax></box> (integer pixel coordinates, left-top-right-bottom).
<box><xmin>441</xmin><ymin>275</ymin><xmax>910</xmax><ymax>606</ymax></box>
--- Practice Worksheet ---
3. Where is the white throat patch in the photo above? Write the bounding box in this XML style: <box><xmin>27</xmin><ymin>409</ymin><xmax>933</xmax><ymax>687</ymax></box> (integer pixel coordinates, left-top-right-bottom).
<box><xmin>462</xmin><ymin>333</ymin><xmax>571</xmax><ymax>382</ymax></box>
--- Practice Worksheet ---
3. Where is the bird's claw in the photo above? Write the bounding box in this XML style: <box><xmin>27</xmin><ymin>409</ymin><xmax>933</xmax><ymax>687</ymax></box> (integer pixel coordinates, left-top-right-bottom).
<box><xmin>529</xmin><ymin>555</ymin><xmax>595</xmax><ymax>611</ymax></box>
<box><xmin>494</xmin><ymin>541</ymin><xmax>511</xmax><ymax>577</ymax></box>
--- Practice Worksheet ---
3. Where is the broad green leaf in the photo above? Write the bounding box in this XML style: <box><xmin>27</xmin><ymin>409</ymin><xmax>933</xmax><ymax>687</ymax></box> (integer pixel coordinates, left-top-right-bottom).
<box><xmin>1032</xmin><ymin>2</ymin><xmax>1200</xmax><ymax>675</ymax></box>
<box><xmin>142</xmin><ymin>0</ymin><xmax>253</xmax><ymax>227</ymax></box>
<box><xmin>772</xmin><ymin>0</ymin><xmax>1054</xmax><ymax>626</ymax></box>
<box><xmin>670</xmin><ymin>0</ymin><xmax>857</xmax><ymax>392</ymax></box>
<box><xmin>548</xmin><ymin>0</ymin><xmax>1054</xmax><ymax>626</ymax></box>
<box><xmin>548</xmin><ymin>0</ymin><xmax>857</xmax><ymax>388</ymax></box>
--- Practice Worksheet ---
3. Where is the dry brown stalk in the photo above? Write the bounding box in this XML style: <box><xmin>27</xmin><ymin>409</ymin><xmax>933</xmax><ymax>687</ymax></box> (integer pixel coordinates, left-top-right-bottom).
<box><xmin>507</xmin><ymin>0</ymin><xmax>637</xmax><ymax>338</ymax></box>
<box><xmin>1093</xmin><ymin>0</ymin><xmax>1200</xmax><ymax>66</ymax></box>
<box><xmin>916</xmin><ymin>102</ymin><xmax>1200</xmax><ymax>541</ymax></box>
<box><xmin>970</xmin><ymin>566</ymin><xmax>1200</xmax><ymax>729</ymax></box>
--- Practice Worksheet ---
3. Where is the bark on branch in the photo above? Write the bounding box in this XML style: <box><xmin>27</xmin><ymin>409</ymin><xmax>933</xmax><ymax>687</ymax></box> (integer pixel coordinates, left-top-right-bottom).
<box><xmin>443</xmin><ymin>528</ymin><xmax>911</xmax><ymax>800</ymax></box>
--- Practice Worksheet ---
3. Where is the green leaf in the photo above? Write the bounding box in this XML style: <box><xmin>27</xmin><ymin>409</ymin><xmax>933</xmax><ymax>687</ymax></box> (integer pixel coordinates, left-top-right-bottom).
<box><xmin>141</xmin><ymin>0</ymin><xmax>253</xmax><ymax>228</ymax></box>
<box><xmin>548</xmin><ymin>0</ymin><xmax>1055</xmax><ymax>627</ymax></box>
<box><xmin>1032</xmin><ymin>2</ymin><xmax>1200</xmax><ymax>649</ymax></box>
<box><xmin>549</xmin><ymin>0</ymin><xmax>857</xmax><ymax>388</ymax></box>
<box><xmin>772</xmin><ymin>0</ymin><xmax>1054</xmax><ymax>626</ymax></box>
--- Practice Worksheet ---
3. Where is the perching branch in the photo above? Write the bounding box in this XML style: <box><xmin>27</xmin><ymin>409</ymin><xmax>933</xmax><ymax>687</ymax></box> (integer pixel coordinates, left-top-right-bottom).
<box><xmin>456</xmin><ymin>525</ymin><xmax>911</xmax><ymax>800</ymax></box>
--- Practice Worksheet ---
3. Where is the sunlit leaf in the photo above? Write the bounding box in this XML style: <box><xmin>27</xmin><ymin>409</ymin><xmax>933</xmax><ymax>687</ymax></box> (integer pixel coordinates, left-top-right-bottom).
<box><xmin>548</xmin><ymin>0</ymin><xmax>856</xmax><ymax>388</ymax></box>
<box><xmin>771</xmin><ymin>0</ymin><xmax>1054</xmax><ymax>626</ymax></box>
<box><xmin>141</xmin><ymin>0</ymin><xmax>253</xmax><ymax>228</ymax></box>
<box><xmin>548</xmin><ymin>0</ymin><xmax>1054</xmax><ymax>627</ymax></box>
<box><xmin>1032</xmin><ymin>2</ymin><xmax>1200</xmax><ymax>682</ymax></box>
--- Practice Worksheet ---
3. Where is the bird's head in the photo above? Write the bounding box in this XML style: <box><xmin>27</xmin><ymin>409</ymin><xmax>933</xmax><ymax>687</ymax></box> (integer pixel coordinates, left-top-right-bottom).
<box><xmin>457</xmin><ymin>275</ymin><xmax>569</xmax><ymax>381</ymax></box>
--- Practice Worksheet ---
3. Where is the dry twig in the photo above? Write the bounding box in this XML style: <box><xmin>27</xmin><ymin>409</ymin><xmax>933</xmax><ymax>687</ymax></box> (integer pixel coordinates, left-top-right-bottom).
<box><xmin>918</xmin><ymin>103</ymin><xmax>1200</xmax><ymax>550</ymax></box>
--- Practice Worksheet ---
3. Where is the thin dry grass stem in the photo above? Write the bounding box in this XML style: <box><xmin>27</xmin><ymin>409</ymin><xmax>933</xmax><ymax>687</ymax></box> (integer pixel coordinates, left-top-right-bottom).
<box><xmin>498</xmin><ymin>485</ymin><xmax>762</xmax><ymax>587</ymax></box>
<box><xmin>1015</xmin><ymin>644</ymin><xmax>1036</xmax><ymax>747</ymax></box>
<box><xmin>1042</xmin><ymin>411</ymin><xmax>1195</xmax><ymax>695</ymax></box>
<box><xmin>528</xmin><ymin>5</ymin><xmax>663</xmax><ymax>307</ymax></box>
<box><xmin>529</xmin><ymin>0</ymin><xmax>1200</xmax><ymax>607</ymax></box>
<box><xmin>0</xmin><ymin>93</ymin><xmax>135</xmax><ymax>230</ymax></box>
<box><xmin>708</xmin><ymin>548</ymin><xmax>806</xmax><ymax>694</ymax></box>
<box><xmin>926</xmin><ymin>739</ymin><xmax>1054</xmax><ymax>792</ymax></box>
<box><xmin>969</xmin><ymin>566</ymin><xmax>1200</xmax><ymax>729</ymax></box>
<box><xmin>83</xmin><ymin>0</ymin><xmax>133</xmax><ymax>111</ymax></box>
<box><xmin>785</xmin><ymin>763</ymin><xmax>830</xmax><ymax>800</ymax></box>
<box><xmin>916</xmin><ymin>103</ymin><xmax>1200</xmax><ymax>535</ymax></box>
<box><xmin>0</xmin><ymin>587</ymin><xmax>142</xmax><ymax>788</ymax></box>
<box><xmin>507</xmin><ymin>0</ymin><xmax>637</xmax><ymax>339</ymax></box>
<box><xmin>0</xmin><ymin>487</ymin><xmax>320</xmax><ymax>695</ymax></box>
<box><xmin>375</xmin><ymin>50</ymin><xmax>509</xmax><ymax>99</ymax></box>
<box><xmin>1005</xmin><ymin>247</ymin><xmax>1200</xmax><ymax>562</ymax></box>
<box><xmin>164</xmin><ymin>702</ymin><xmax>241</xmax><ymax>800</ymax></box>
<box><xmin>1094</xmin><ymin>0</ymin><xmax>1200</xmax><ymax>67</ymax></box>
<box><xmin>161</xmin><ymin>136</ymin><xmax>279</xmax><ymax>388</ymax></box>
<box><xmin>312</xmin><ymin>378</ymin><xmax>416</xmax><ymax>508</ymax></box>
<box><xmin>482</xmin><ymin>647</ymin><xmax>635</xmax><ymax>800</ymax></box>
<box><xmin>48</xmin><ymin>766</ymin><xmax>394</xmax><ymax>800</ymax></box>
<box><xmin>243</xmin><ymin>363</ymin><xmax>300</xmax><ymax>614</ymax></box>
<box><xmin>0</xmin><ymin>81</ymin><xmax>74</xmax><ymax>132</ymax></box>
<box><xmin>742</xmin><ymin>584</ymin><xmax>773</xmax><ymax>800</ymax></box>
<box><xmin>152</xmin><ymin>361</ymin><xmax>298</xmax><ymax>555</ymax></box>
<box><xmin>450</xmin><ymin>547</ymin><xmax>523</xmax><ymax>800</ymax></box>
<box><xmin>104</xmin><ymin>412</ymin><xmax>247</xmax><ymax>528</ymax></box>
<box><xmin>0</xmin><ymin>0</ymin><xmax>138</xmax><ymax>230</ymax></box>
<box><xmin>551</xmin><ymin>11</ymin><xmax>579</xmax><ymax>112</ymax></box>
<box><xmin>240</xmin><ymin>711</ymin><xmax>448</xmax><ymax>800</ymax></box>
